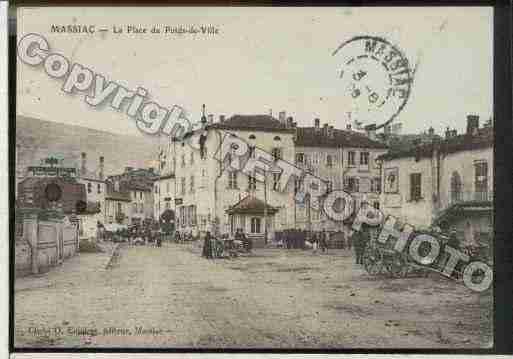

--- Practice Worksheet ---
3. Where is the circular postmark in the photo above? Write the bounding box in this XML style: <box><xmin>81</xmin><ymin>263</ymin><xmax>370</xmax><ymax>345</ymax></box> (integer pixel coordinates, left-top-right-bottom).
<box><xmin>333</xmin><ymin>36</ymin><xmax>413</xmax><ymax>130</ymax></box>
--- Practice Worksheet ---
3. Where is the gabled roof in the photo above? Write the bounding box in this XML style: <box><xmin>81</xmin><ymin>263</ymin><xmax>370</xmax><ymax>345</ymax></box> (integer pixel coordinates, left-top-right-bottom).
<box><xmin>294</xmin><ymin>127</ymin><xmax>388</xmax><ymax>149</ymax></box>
<box><xmin>226</xmin><ymin>195</ymin><xmax>279</xmax><ymax>215</ymax></box>
<box><xmin>210</xmin><ymin>115</ymin><xmax>295</xmax><ymax>133</ymax></box>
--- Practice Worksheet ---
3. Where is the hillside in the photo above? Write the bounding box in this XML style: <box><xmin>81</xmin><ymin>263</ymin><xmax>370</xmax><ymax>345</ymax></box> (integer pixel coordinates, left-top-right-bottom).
<box><xmin>16</xmin><ymin>116</ymin><xmax>161</xmax><ymax>180</ymax></box>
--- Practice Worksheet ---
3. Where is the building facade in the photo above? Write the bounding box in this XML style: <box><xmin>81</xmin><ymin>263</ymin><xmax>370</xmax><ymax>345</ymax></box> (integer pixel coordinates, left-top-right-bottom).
<box><xmin>294</xmin><ymin>118</ymin><xmax>388</xmax><ymax>232</ymax></box>
<box><xmin>107</xmin><ymin>167</ymin><xmax>157</xmax><ymax>225</ymax></box>
<box><xmin>155</xmin><ymin>109</ymin><xmax>389</xmax><ymax>241</ymax></box>
<box><xmin>379</xmin><ymin>115</ymin><xmax>493</xmax><ymax>246</ymax></box>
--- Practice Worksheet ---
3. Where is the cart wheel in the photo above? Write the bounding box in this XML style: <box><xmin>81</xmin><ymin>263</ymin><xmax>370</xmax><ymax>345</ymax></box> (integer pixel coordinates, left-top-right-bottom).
<box><xmin>385</xmin><ymin>255</ymin><xmax>406</xmax><ymax>278</ymax></box>
<box><xmin>363</xmin><ymin>248</ymin><xmax>383</xmax><ymax>275</ymax></box>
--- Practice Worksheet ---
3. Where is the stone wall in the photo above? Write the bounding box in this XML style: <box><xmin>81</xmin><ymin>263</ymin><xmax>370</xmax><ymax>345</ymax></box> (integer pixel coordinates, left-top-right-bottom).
<box><xmin>15</xmin><ymin>212</ymin><xmax>79</xmax><ymax>277</ymax></box>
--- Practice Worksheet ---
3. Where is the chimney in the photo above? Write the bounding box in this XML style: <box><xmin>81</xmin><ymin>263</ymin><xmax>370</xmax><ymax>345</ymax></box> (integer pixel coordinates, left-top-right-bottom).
<box><xmin>314</xmin><ymin>118</ymin><xmax>320</xmax><ymax>130</ymax></box>
<box><xmin>466</xmin><ymin>114</ymin><xmax>479</xmax><ymax>135</ymax></box>
<box><xmin>201</xmin><ymin>104</ymin><xmax>207</xmax><ymax>124</ymax></box>
<box><xmin>81</xmin><ymin>152</ymin><xmax>87</xmax><ymax>176</ymax></box>
<box><xmin>329</xmin><ymin>125</ymin><xmax>335</xmax><ymax>138</ymax></box>
<box><xmin>286</xmin><ymin>116</ymin><xmax>293</xmax><ymax>128</ymax></box>
<box><xmin>428</xmin><ymin>127</ymin><xmax>435</xmax><ymax>136</ymax></box>
<box><xmin>323</xmin><ymin>123</ymin><xmax>329</xmax><ymax>136</ymax></box>
<box><xmin>278</xmin><ymin>111</ymin><xmax>286</xmax><ymax>125</ymax></box>
<box><xmin>208</xmin><ymin>114</ymin><xmax>214</xmax><ymax>124</ymax></box>
<box><xmin>219</xmin><ymin>115</ymin><xmax>225</xmax><ymax>123</ymax></box>
<box><xmin>444</xmin><ymin>126</ymin><xmax>450</xmax><ymax>139</ymax></box>
<box><xmin>99</xmin><ymin>156</ymin><xmax>104</xmax><ymax>180</ymax></box>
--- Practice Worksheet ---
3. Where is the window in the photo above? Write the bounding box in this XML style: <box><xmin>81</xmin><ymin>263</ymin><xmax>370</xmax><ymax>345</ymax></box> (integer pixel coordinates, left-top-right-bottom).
<box><xmin>294</xmin><ymin>179</ymin><xmax>301</xmax><ymax>194</ymax></box>
<box><xmin>181</xmin><ymin>177</ymin><xmax>186</xmax><ymax>196</ymax></box>
<box><xmin>271</xmin><ymin>147</ymin><xmax>282</xmax><ymax>161</ymax></box>
<box><xmin>274</xmin><ymin>136</ymin><xmax>281</xmax><ymax>141</ymax></box>
<box><xmin>345</xmin><ymin>177</ymin><xmax>359</xmax><ymax>192</ymax></box>
<box><xmin>248</xmin><ymin>175</ymin><xmax>257</xmax><ymax>191</ymax></box>
<box><xmin>348</xmin><ymin>151</ymin><xmax>356</xmax><ymax>166</ymax></box>
<box><xmin>450</xmin><ymin>171</ymin><xmax>462</xmax><ymax>203</ymax></box>
<box><xmin>114</xmin><ymin>181</ymin><xmax>120</xmax><ymax>192</ymax></box>
<box><xmin>227</xmin><ymin>171</ymin><xmax>238</xmax><ymax>189</ymax></box>
<box><xmin>326</xmin><ymin>180</ymin><xmax>333</xmax><ymax>193</ymax></box>
<box><xmin>360</xmin><ymin>152</ymin><xmax>369</xmax><ymax>165</ymax></box>
<box><xmin>166</xmin><ymin>182</ymin><xmax>170</xmax><ymax>194</ymax></box>
<box><xmin>248</xmin><ymin>146</ymin><xmax>255</xmax><ymax>159</ymax></box>
<box><xmin>154</xmin><ymin>185</ymin><xmax>158</xmax><ymax>194</ymax></box>
<box><xmin>326</xmin><ymin>154</ymin><xmax>333</xmax><ymax>168</ymax></box>
<box><xmin>190</xmin><ymin>152</ymin><xmax>194</xmax><ymax>165</ymax></box>
<box><xmin>190</xmin><ymin>175</ymin><xmax>195</xmax><ymax>193</ymax></box>
<box><xmin>410</xmin><ymin>173</ymin><xmax>422</xmax><ymax>201</ymax></box>
<box><xmin>474</xmin><ymin>161</ymin><xmax>488</xmax><ymax>199</ymax></box>
<box><xmin>179</xmin><ymin>206</ymin><xmax>185</xmax><ymax>228</ymax></box>
<box><xmin>97</xmin><ymin>183</ymin><xmax>102</xmax><ymax>194</ymax></box>
<box><xmin>117</xmin><ymin>203</ymin><xmax>122</xmax><ymax>214</ymax></box>
<box><xmin>87</xmin><ymin>182</ymin><xmax>92</xmax><ymax>193</ymax></box>
<box><xmin>296</xmin><ymin>153</ymin><xmax>304</xmax><ymax>164</ymax></box>
<box><xmin>140</xmin><ymin>192</ymin><xmax>143</xmax><ymax>200</ymax></box>
<box><xmin>189</xmin><ymin>205</ymin><xmax>197</xmax><ymax>226</ymax></box>
<box><xmin>373</xmin><ymin>201</ymin><xmax>380</xmax><ymax>210</ymax></box>
<box><xmin>371</xmin><ymin>177</ymin><xmax>381</xmax><ymax>193</ymax></box>
<box><xmin>251</xmin><ymin>217</ymin><xmax>261</xmax><ymax>233</ymax></box>
<box><xmin>139</xmin><ymin>203</ymin><xmax>143</xmax><ymax>213</ymax></box>
<box><xmin>272</xmin><ymin>173</ymin><xmax>281</xmax><ymax>191</ymax></box>
<box><xmin>181</xmin><ymin>154</ymin><xmax>186</xmax><ymax>168</ymax></box>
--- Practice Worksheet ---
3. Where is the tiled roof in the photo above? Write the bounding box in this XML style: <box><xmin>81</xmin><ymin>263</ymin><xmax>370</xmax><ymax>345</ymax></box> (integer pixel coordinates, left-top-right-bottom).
<box><xmin>379</xmin><ymin>127</ymin><xmax>493</xmax><ymax>161</ymax></box>
<box><xmin>294</xmin><ymin>127</ymin><xmax>388</xmax><ymax>149</ymax></box>
<box><xmin>226</xmin><ymin>195</ymin><xmax>278</xmax><ymax>215</ymax></box>
<box><xmin>210</xmin><ymin>115</ymin><xmax>295</xmax><ymax>133</ymax></box>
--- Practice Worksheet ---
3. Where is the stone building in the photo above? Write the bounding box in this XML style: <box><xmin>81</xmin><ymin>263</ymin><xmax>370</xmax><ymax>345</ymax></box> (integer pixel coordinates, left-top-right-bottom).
<box><xmin>104</xmin><ymin>181</ymin><xmax>131</xmax><ymax>225</ymax></box>
<box><xmin>154</xmin><ymin>107</ymin><xmax>389</xmax><ymax>242</ymax></box>
<box><xmin>379</xmin><ymin>115</ymin><xmax>493</xmax><ymax>246</ymax></box>
<box><xmin>294</xmin><ymin>118</ymin><xmax>388</xmax><ymax>231</ymax></box>
<box><xmin>107</xmin><ymin>167</ymin><xmax>158</xmax><ymax>225</ymax></box>
<box><xmin>75</xmin><ymin>152</ymin><xmax>107</xmax><ymax>238</ymax></box>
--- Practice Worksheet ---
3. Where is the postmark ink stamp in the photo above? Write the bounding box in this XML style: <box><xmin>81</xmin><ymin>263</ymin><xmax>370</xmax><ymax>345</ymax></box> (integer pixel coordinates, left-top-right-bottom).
<box><xmin>333</xmin><ymin>36</ymin><xmax>413</xmax><ymax>129</ymax></box>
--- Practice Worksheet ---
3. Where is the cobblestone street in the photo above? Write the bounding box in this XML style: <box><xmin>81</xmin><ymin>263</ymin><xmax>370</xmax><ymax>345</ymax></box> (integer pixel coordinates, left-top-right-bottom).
<box><xmin>15</xmin><ymin>242</ymin><xmax>492</xmax><ymax>349</ymax></box>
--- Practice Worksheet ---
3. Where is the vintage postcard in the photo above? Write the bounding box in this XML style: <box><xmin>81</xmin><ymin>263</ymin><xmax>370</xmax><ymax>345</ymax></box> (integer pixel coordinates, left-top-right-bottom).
<box><xmin>13</xmin><ymin>6</ymin><xmax>493</xmax><ymax>349</ymax></box>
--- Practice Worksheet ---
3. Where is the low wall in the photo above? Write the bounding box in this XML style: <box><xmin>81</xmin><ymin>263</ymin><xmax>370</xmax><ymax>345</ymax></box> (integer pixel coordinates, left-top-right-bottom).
<box><xmin>15</xmin><ymin>212</ymin><xmax>79</xmax><ymax>277</ymax></box>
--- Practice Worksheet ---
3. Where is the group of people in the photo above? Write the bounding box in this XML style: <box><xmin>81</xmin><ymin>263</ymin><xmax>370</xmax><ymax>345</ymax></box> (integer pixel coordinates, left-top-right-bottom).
<box><xmin>201</xmin><ymin>228</ymin><xmax>252</xmax><ymax>259</ymax></box>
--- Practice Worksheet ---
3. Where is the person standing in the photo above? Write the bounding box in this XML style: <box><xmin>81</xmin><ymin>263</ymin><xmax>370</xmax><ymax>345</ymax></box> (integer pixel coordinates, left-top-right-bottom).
<box><xmin>320</xmin><ymin>229</ymin><xmax>329</xmax><ymax>254</ymax></box>
<box><xmin>202</xmin><ymin>231</ymin><xmax>213</xmax><ymax>259</ymax></box>
<box><xmin>354</xmin><ymin>224</ymin><xmax>371</xmax><ymax>265</ymax></box>
<box><xmin>311</xmin><ymin>232</ymin><xmax>318</xmax><ymax>254</ymax></box>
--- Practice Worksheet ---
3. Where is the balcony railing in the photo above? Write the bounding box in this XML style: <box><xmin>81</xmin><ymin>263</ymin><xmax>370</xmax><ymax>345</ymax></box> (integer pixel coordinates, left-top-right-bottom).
<box><xmin>448</xmin><ymin>190</ymin><xmax>493</xmax><ymax>205</ymax></box>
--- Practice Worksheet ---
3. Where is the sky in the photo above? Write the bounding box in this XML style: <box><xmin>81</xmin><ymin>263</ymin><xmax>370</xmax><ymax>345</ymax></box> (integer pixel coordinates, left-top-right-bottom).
<box><xmin>17</xmin><ymin>6</ymin><xmax>493</xmax><ymax>139</ymax></box>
